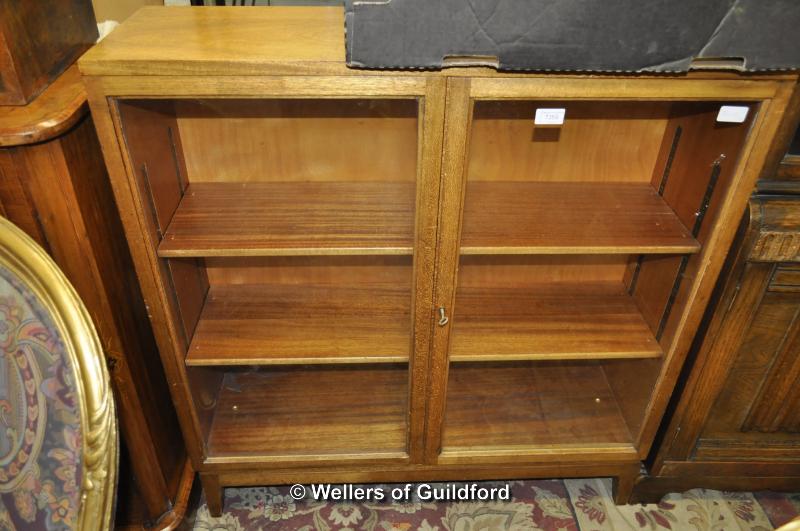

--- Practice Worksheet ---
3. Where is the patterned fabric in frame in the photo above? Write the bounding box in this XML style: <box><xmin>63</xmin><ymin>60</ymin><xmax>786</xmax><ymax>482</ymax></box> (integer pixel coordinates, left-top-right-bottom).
<box><xmin>0</xmin><ymin>264</ymin><xmax>83</xmax><ymax>530</ymax></box>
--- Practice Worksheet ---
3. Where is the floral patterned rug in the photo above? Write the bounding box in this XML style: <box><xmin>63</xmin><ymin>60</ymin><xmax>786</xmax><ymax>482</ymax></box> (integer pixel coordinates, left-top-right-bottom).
<box><xmin>192</xmin><ymin>478</ymin><xmax>800</xmax><ymax>530</ymax></box>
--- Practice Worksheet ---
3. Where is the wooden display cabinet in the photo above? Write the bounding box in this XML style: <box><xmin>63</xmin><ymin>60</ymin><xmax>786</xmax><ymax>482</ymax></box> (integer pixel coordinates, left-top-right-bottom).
<box><xmin>78</xmin><ymin>7</ymin><xmax>798</xmax><ymax>515</ymax></box>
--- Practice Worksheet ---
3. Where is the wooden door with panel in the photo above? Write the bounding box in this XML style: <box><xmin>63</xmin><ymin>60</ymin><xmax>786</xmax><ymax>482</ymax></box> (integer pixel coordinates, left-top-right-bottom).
<box><xmin>426</xmin><ymin>73</ymin><xmax>796</xmax><ymax>502</ymax></box>
<box><xmin>84</xmin><ymin>73</ymin><xmax>446</xmax><ymax>515</ymax></box>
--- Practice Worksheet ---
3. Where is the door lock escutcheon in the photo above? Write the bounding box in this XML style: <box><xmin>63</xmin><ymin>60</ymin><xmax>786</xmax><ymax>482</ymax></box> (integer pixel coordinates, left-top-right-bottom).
<box><xmin>438</xmin><ymin>307</ymin><xmax>449</xmax><ymax>327</ymax></box>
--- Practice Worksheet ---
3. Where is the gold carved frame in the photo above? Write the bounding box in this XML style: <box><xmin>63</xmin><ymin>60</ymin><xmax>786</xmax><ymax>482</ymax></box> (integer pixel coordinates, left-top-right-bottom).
<box><xmin>0</xmin><ymin>217</ymin><xmax>117</xmax><ymax>531</ymax></box>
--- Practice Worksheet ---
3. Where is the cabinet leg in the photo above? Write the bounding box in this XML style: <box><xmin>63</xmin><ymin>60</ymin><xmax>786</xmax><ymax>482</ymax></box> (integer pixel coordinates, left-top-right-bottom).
<box><xmin>200</xmin><ymin>473</ymin><xmax>224</xmax><ymax>517</ymax></box>
<box><xmin>613</xmin><ymin>469</ymin><xmax>638</xmax><ymax>505</ymax></box>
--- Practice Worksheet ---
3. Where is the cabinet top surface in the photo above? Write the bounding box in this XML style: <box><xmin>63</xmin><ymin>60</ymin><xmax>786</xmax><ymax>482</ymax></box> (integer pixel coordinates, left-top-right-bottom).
<box><xmin>78</xmin><ymin>6</ymin><xmax>798</xmax><ymax>85</ymax></box>
<box><xmin>79</xmin><ymin>6</ymin><xmax>349</xmax><ymax>76</ymax></box>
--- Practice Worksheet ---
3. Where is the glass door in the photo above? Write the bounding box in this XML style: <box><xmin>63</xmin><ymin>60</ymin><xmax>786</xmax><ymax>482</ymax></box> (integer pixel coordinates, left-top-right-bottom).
<box><xmin>428</xmin><ymin>78</ymin><xmax>755</xmax><ymax>464</ymax></box>
<box><xmin>116</xmin><ymin>80</ymin><xmax>444</xmax><ymax>465</ymax></box>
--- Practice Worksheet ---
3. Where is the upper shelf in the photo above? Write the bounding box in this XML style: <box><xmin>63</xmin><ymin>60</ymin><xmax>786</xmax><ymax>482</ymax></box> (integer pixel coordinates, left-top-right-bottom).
<box><xmin>460</xmin><ymin>181</ymin><xmax>700</xmax><ymax>255</ymax></box>
<box><xmin>160</xmin><ymin>180</ymin><xmax>698</xmax><ymax>257</ymax></box>
<box><xmin>158</xmin><ymin>181</ymin><xmax>415</xmax><ymax>257</ymax></box>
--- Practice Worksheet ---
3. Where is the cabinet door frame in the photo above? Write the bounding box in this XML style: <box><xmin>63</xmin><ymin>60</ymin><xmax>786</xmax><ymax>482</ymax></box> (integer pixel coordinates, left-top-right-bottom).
<box><xmin>424</xmin><ymin>74</ymin><xmax>795</xmax><ymax>465</ymax></box>
<box><xmin>85</xmin><ymin>74</ymin><xmax>446</xmax><ymax>468</ymax></box>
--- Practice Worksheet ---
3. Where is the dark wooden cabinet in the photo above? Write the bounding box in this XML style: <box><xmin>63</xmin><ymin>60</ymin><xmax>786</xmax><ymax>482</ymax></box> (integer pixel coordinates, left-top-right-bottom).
<box><xmin>631</xmin><ymin>91</ymin><xmax>800</xmax><ymax>502</ymax></box>
<box><xmin>0</xmin><ymin>1</ymin><xmax>97</xmax><ymax>105</ymax></box>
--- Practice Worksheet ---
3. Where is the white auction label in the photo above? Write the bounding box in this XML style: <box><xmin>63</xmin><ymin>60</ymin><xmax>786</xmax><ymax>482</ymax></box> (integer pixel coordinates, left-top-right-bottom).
<box><xmin>535</xmin><ymin>108</ymin><xmax>566</xmax><ymax>125</ymax></box>
<box><xmin>716</xmin><ymin>105</ymin><xmax>749</xmax><ymax>123</ymax></box>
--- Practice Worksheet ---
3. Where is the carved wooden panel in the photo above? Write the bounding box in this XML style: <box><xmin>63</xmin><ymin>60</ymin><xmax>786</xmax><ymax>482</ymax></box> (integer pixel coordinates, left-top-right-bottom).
<box><xmin>742</xmin><ymin>267</ymin><xmax>800</xmax><ymax>433</ymax></box>
<box><xmin>750</xmin><ymin>232</ymin><xmax>800</xmax><ymax>261</ymax></box>
<box><xmin>750</xmin><ymin>199</ymin><xmax>800</xmax><ymax>262</ymax></box>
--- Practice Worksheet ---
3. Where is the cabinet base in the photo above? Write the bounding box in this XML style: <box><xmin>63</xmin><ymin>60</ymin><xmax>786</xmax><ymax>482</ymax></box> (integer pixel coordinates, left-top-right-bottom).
<box><xmin>199</xmin><ymin>461</ymin><xmax>641</xmax><ymax>517</ymax></box>
<box><xmin>630</xmin><ymin>462</ymin><xmax>800</xmax><ymax>504</ymax></box>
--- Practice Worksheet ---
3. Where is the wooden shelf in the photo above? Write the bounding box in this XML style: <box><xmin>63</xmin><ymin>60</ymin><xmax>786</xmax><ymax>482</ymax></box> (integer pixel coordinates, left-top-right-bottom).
<box><xmin>159</xmin><ymin>181</ymin><xmax>415</xmax><ymax>257</ymax></box>
<box><xmin>186</xmin><ymin>283</ymin><xmax>411</xmax><ymax>366</ymax></box>
<box><xmin>442</xmin><ymin>362</ymin><xmax>633</xmax><ymax>450</ymax></box>
<box><xmin>450</xmin><ymin>282</ymin><xmax>662</xmax><ymax>361</ymax></box>
<box><xmin>207</xmin><ymin>366</ymin><xmax>408</xmax><ymax>459</ymax></box>
<box><xmin>460</xmin><ymin>181</ymin><xmax>700</xmax><ymax>255</ymax></box>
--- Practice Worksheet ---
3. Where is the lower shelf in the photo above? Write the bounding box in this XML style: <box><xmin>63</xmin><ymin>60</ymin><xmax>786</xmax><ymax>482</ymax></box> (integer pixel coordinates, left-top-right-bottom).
<box><xmin>441</xmin><ymin>362</ymin><xmax>634</xmax><ymax>451</ymax></box>
<box><xmin>186</xmin><ymin>283</ymin><xmax>411</xmax><ymax>365</ymax></box>
<box><xmin>205</xmin><ymin>365</ymin><xmax>408</xmax><ymax>460</ymax></box>
<box><xmin>450</xmin><ymin>282</ymin><xmax>662</xmax><ymax>361</ymax></box>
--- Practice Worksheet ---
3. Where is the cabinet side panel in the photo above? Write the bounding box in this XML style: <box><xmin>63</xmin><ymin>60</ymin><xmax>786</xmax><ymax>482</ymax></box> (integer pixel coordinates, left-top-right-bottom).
<box><xmin>56</xmin><ymin>117</ymin><xmax>187</xmax><ymax>510</ymax></box>
<box><xmin>84</xmin><ymin>81</ymin><xmax>207</xmax><ymax>466</ymax></box>
<box><xmin>634</xmin><ymin>103</ymin><xmax>755</xmax><ymax>347</ymax></box>
<box><xmin>117</xmin><ymin>100</ymin><xmax>186</xmax><ymax>232</ymax></box>
<box><xmin>166</xmin><ymin>258</ymin><xmax>209</xmax><ymax>343</ymax></box>
<box><xmin>634</xmin><ymin>82</ymin><xmax>797</xmax><ymax>457</ymax></box>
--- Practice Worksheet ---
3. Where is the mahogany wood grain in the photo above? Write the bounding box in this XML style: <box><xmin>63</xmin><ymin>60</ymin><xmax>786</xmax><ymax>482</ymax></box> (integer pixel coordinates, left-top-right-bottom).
<box><xmin>175</xmin><ymin>99</ymin><xmax>417</xmax><ymax>184</ymax></box>
<box><xmin>186</xmin><ymin>283</ymin><xmax>411</xmax><ymax>365</ymax></box>
<box><xmin>159</xmin><ymin>182</ymin><xmax>416</xmax><ymax>257</ymax></box>
<box><xmin>602</xmin><ymin>358</ymin><xmax>662</xmax><ymax>443</ymax></box>
<box><xmin>204</xmin><ymin>256</ymin><xmax>412</xmax><ymax>286</ymax></box>
<box><xmin>450</xmin><ymin>283</ymin><xmax>661</xmax><ymax>361</ymax></box>
<box><xmin>458</xmin><ymin>255</ymin><xmax>630</xmax><ymax>288</ymax></box>
<box><xmin>187</xmin><ymin>367</ymin><xmax>224</xmax><ymax>447</ymax></box>
<box><xmin>117</xmin><ymin>100</ymin><xmax>187</xmax><ymax>233</ymax></box>
<box><xmin>166</xmin><ymin>258</ymin><xmax>208</xmax><ymax>343</ymax></box>
<box><xmin>460</xmin><ymin>182</ymin><xmax>699</xmax><ymax>255</ymax></box>
<box><xmin>651</xmin><ymin>103</ymin><xmax>752</xmax><ymax>243</ymax></box>
<box><xmin>468</xmin><ymin>101</ymin><xmax>669</xmax><ymax>184</ymax></box>
<box><xmin>442</xmin><ymin>362</ymin><xmax>633</xmax><ymax>450</ymax></box>
<box><xmin>207</xmin><ymin>366</ymin><xmax>408</xmax><ymax>459</ymax></box>
<box><xmin>630</xmin><ymin>255</ymin><xmax>683</xmax><ymax>334</ymax></box>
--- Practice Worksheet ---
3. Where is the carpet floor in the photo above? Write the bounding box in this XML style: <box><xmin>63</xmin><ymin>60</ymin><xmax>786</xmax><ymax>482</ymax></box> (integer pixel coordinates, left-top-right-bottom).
<box><xmin>192</xmin><ymin>478</ymin><xmax>800</xmax><ymax>530</ymax></box>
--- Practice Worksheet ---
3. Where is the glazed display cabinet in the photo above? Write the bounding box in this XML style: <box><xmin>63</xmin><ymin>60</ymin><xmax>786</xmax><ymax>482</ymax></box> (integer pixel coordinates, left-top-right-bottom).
<box><xmin>78</xmin><ymin>7</ymin><xmax>798</xmax><ymax>514</ymax></box>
